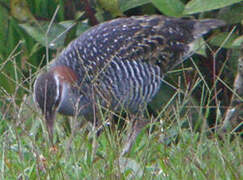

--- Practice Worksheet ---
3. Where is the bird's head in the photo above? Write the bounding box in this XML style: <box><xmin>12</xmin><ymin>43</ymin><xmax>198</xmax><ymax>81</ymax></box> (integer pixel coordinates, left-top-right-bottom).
<box><xmin>33</xmin><ymin>66</ymin><xmax>77</xmax><ymax>143</ymax></box>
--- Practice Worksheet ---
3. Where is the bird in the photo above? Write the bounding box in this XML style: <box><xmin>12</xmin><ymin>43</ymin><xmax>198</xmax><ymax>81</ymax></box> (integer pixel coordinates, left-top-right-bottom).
<box><xmin>33</xmin><ymin>15</ymin><xmax>225</xmax><ymax>154</ymax></box>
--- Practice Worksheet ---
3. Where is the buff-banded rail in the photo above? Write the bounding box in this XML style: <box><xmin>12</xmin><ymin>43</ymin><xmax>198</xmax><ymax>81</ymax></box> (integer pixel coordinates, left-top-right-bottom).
<box><xmin>33</xmin><ymin>15</ymin><xmax>225</xmax><ymax>154</ymax></box>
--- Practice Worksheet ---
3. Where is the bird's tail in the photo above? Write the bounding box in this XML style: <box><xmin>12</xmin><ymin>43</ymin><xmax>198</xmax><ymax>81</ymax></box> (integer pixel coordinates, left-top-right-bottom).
<box><xmin>192</xmin><ymin>19</ymin><xmax>225</xmax><ymax>39</ymax></box>
<box><xmin>165</xmin><ymin>18</ymin><xmax>225</xmax><ymax>72</ymax></box>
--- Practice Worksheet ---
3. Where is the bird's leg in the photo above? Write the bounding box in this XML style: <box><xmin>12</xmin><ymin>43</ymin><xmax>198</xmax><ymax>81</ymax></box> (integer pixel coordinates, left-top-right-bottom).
<box><xmin>121</xmin><ymin>114</ymin><xmax>148</xmax><ymax>156</ymax></box>
<box><xmin>90</xmin><ymin>85</ymin><xmax>99</xmax><ymax>160</ymax></box>
<box><xmin>90</xmin><ymin>84</ymin><xmax>112</xmax><ymax>158</ymax></box>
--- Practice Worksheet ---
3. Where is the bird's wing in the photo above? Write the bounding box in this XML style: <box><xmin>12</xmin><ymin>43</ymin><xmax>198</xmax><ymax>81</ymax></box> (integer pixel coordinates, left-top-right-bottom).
<box><xmin>55</xmin><ymin>15</ymin><xmax>224</xmax><ymax>80</ymax></box>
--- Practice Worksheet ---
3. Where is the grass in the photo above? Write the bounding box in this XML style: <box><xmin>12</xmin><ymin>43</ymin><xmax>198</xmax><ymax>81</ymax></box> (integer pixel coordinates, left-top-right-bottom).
<box><xmin>0</xmin><ymin>89</ymin><xmax>242</xmax><ymax>179</ymax></box>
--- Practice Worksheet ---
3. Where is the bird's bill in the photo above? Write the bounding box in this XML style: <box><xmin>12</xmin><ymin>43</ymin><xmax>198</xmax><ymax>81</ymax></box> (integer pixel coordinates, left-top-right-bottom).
<box><xmin>44</xmin><ymin>111</ymin><xmax>56</xmax><ymax>145</ymax></box>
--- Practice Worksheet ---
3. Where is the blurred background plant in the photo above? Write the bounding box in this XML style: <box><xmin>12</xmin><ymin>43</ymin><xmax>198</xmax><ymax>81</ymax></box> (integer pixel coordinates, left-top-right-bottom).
<box><xmin>0</xmin><ymin>0</ymin><xmax>242</xmax><ymax>178</ymax></box>
<box><xmin>1</xmin><ymin>0</ymin><xmax>242</xmax><ymax>131</ymax></box>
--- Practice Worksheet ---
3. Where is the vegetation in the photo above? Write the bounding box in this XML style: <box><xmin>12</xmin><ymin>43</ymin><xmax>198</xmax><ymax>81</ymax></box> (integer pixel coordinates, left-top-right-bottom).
<box><xmin>0</xmin><ymin>0</ymin><xmax>242</xmax><ymax>179</ymax></box>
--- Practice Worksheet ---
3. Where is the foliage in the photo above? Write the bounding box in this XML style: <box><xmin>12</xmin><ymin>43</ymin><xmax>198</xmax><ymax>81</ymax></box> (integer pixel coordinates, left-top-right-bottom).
<box><xmin>0</xmin><ymin>0</ymin><xmax>242</xmax><ymax>178</ymax></box>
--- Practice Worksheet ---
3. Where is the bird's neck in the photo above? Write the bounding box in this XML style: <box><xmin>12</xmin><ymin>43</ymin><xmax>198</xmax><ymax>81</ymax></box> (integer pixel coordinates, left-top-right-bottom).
<box><xmin>56</xmin><ymin>76</ymin><xmax>91</xmax><ymax>117</ymax></box>
<box><xmin>56</xmin><ymin>81</ymin><xmax>74</xmax><ymax>116</ymax></box>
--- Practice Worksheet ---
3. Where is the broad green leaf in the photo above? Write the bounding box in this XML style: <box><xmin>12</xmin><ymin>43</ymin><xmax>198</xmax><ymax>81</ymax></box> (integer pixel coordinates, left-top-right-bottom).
<box><xmin>209</xmin><ymin>32</ymin><xmax>240</xmax><ymax>49</ymax></box>
<box><xmin>75</xmin><ymin>21</ymin><xmax>90</xmax><ymax>37</ymax></box>
<box><xmin>151</xmin><ymin>0</ymin><xmax>184</xmax><ymax>17</ymax></box>
<box><xmin>98</xmin><ymin>0</ymin><xmax>123</xmax><ymax>17</ymax></box>
<box><xmin>119</xmin><ymin>0</ymin><xmax>150</xmax><ymax>12</ymax></box>
<box><xmin>192</xmin><ymin>38</ymin><xmax>206</xmax><ymax>57</ymax></box>
<box><xmin>217</xmin><ymin>3</ymin><xmax>243</xmax><ymax>24</ymax></box>
<box><xmin>0</xmin><ymin>5</ymin><xmax>9</xmax><ymax>57</ymax></box>
<box><xmin>232</xmin><ymin>36</ymin><xmax>243</xmax><ymax>48</ymax></box>
<box><xmin>20</xmin><ymin>22</ymin><xmax>70</xmax><ymax>49</ymax></box>
<box><xmin>184</xmin><ymin>0</ymin><xmax>243</xmax><ymax>15</ymax></box>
